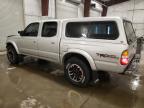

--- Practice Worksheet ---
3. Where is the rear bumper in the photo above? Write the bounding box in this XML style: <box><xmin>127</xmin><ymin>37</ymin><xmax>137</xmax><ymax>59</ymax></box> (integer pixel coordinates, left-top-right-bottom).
<box><xmin>95</xmin><ymin>61</ymin><xmax>126</xmax><ymax>73</ymax></box>
<box><xmin>94</xmin><ymin>55</ymin><xmax>140</xmax><ymax>74</ymax></box>
<box><xmin>123</xmin><ymin>54</ymin><xmax>140</xmax><ymax>74</ymax></box>
<box><xmin>124</xmin><ymin>56</ymin><xmax>135</xmax><ymax>72</ymax></box>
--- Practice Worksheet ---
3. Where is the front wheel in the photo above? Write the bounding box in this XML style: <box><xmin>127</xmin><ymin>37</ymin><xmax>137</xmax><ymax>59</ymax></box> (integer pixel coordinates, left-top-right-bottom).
<box><xmin>64</xmin><ymin>57</ymin><xmax>91</xmax><ymax>87</ymax></box>
<box><xmin>7</xmin><ymin>45</ymin><xmax>20</xmax><ymax>64</ymax></box>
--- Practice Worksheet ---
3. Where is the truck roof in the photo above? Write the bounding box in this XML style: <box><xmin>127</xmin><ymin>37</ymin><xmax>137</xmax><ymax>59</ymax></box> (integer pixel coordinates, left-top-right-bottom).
<box><xmin>35</xmin><ymin>17</ymin><xmax>131</xmax><ymax>23</ymax></box>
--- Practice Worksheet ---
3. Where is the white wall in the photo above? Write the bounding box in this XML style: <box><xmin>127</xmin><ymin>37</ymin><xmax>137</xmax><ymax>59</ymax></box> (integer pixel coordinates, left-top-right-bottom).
<box><xmin>48</xmin><ymin>0</ymin><xmax>56</xmax><ymax>18</ymax></box>
<box><xmin>24</xmin><ymin>0</ymin><xmax>102</xmax><ymax>24</ymax></box>
<box><xmin>56</xmin><ymin>0</ymin><xmax>79</xmax><ymax>19</ymax></box>
<box><xmin>0</xmin><ymin>0</ymin><xmax>24</xmax><ymax>51</ymax></box>
<box><xmin>107</xmin><ymin>0</ymin><xmax>144</xmax><ymax>37</ymax></box>
<box><xmin>23</xmin><ymin>0</ymin><xmax>42</xmax><ymax>26</ymax></box>
<box><xmin>90</xmin><ymin>9</ymin><xmax>101</xmax><ymax>17</ymax></box>
<box><xmin>55</xmin><ymin>0</ymin><xmax>102</xmax><ymax>19</ymax></box>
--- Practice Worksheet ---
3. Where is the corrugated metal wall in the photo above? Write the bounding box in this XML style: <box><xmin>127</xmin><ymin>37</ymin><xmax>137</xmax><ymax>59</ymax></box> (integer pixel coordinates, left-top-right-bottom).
<box><xmin>0</xmin><ymin>0</ymin><xmax>24</xmax><ymax>51</ymax></box>
<box><xmin>107</xmin><ymin>0</ymin><xmax>144</xmax><ymax>37</ymax></box>
<box><xmin>56</xmin><ymin>0</ymin><xmax>79</xmax><ymax>19</ymax></box>
<box><xmin>56</xmin><ymin>0</ymin><xmax>101</xmax><ymax>19</ymax></box>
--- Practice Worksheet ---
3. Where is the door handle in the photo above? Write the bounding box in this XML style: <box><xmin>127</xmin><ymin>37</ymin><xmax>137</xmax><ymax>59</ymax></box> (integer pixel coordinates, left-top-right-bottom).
<box><xmin>51</xmin><ymin>42</ymin><xmax>55</xmax><ymax>44</ymax></box>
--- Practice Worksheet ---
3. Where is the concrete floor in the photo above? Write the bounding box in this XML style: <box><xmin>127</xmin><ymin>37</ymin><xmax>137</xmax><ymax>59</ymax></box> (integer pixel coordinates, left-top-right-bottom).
<box><xmin>0</xmin><ymin>53</ymin><xmax>144</xmax><ymax>108</ymax></box>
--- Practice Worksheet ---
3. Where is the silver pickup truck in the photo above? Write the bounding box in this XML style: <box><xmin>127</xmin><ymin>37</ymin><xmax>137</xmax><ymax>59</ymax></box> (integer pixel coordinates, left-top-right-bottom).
<box><xmin>6</xmin><ymin>17</ymin><xmax>137</xmax><ymax>86</ymax></box>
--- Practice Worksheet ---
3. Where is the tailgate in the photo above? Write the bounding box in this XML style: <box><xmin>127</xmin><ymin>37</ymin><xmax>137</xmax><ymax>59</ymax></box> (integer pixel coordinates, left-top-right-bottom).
<box><xmin>123</xmin><ymin>20</ymin><xmax>137</xmax><ymax>62</ymax></box>
<box><xmin>128</xmin><ymin>40</ymin><xmax>137</xmax><ymax>62</ymax></box>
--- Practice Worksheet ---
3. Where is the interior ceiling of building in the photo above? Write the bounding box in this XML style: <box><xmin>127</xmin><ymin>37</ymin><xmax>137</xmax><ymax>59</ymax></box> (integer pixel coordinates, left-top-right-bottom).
<box><xmin>68</xmin><ymin>0</ymin><xmax>129</xmax><ymax>7</ymax></box>
<box><xmin>96</xmin><ymin>0</ymin><xmax>129</xmax><ymax>6</ymax></box>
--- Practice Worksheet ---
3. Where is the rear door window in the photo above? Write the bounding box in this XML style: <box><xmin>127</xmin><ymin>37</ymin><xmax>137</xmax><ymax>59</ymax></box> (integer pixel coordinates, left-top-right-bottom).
<box><xmin>66</xmin><ymin>21</ymin><xmax>119</xmax><ymax>40</ymax></box>
<box><xmin>42</xmin><ymin>22</ymin><xmax>57</xmax><ymax>37</ymax></box>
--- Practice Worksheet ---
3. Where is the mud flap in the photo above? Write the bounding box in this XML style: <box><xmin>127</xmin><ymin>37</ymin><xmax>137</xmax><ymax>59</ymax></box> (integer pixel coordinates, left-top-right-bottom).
<box><xmin>125</xmin><ymin>54</ymin><xmax>141</xmax><ymax>74</ymax></box>
<box><xmin>90</xmin><ymin>71</ymin><xmax>99</xmax><ymax>85</ymax></box>
<box><xmin>125</xmin><ymin>37</ymin><xmax>143</xmax><ymax>75</ymax></box>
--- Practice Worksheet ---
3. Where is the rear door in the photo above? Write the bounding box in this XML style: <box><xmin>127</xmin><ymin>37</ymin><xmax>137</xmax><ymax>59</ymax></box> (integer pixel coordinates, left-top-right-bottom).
<box><xmin>37</xmin><ymin>21</ymin><xmax>60</xmax><ymax>63</ymax></box>
<box><xmin>123</xmin><ymin>20</ymin><xmax>137</xmax><ymax>61</ymax></box>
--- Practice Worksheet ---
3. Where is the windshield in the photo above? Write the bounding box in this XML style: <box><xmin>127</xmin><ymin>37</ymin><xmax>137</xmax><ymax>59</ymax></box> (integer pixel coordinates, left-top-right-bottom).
<box><xmin>123</xmin><ymin>20</ymin><xmax>137</xmax><ymax>44</ymax></box>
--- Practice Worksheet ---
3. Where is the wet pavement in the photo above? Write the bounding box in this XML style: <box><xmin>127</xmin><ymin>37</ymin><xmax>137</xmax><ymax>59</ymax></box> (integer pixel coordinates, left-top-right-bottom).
<box><xmin>0</xmin><ymin>53</ymin><xmax>144</xmax><ymax>108</ymax></box>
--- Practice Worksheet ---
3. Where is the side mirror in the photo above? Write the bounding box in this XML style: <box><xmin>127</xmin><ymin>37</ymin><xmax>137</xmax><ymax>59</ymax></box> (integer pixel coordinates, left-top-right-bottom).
<box><xmin>18</xmin><ymin>31</ymin><xmax>24</xmax><ymax>36</ymax></box>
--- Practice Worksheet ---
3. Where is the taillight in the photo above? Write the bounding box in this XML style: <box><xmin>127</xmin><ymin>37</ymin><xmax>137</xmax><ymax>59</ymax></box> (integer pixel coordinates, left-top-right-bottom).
<box><xmin>120</xmin><ymin>50</ymin><xmax>129</xmax><ymax>65</ymax></box>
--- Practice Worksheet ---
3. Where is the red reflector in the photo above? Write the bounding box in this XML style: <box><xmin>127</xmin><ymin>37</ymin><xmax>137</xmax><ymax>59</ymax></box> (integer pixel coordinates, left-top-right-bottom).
<box><xmin>120</xmin><ymin>50</ymin><xmax>129</xmax><ymax>65</ymax></box>
<box><xmin>120</xmin><ymin>58</ymin><xmax>129</xmax><ymax>65</ymax></box>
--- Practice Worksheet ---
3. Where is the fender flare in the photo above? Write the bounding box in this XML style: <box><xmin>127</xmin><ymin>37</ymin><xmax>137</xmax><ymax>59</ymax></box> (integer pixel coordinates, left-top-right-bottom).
<box><xmin>6</xmin><ymin>41</ymin><xmax>20</xmax><ymax>54</ymax></box>
<box><xmin>62</xmin><ymin>49</ymin><xmax>97</xmax><ymax>71</ymax></box>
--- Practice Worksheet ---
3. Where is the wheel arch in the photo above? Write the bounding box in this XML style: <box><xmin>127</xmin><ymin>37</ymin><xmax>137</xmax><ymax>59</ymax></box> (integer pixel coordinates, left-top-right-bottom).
<box><xmin>62</xmin><ymin>49</ymin><xmax>97</xmax><ymax>71</ymax></box>
<box><xmin>6</xmin><ymin>41</ymin><xmax>20</xmax><ymax>54</ymax></box>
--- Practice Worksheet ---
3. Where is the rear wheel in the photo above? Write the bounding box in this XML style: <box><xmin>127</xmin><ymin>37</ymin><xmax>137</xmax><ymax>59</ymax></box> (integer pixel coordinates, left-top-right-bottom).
<box><xmin>7</xmin><ymin>45</ymin><xmax>21</xmax><ymax>64</ymax></box>
<box><xmin>64</xmin><ymin>57</ymin><xmax>91</xmax><ymax>87</ymax></box>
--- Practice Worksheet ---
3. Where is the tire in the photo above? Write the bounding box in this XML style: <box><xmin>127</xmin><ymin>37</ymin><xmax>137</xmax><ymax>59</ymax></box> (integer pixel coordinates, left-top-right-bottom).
<box><xmin>7</xmin><ymin>45</ymin><xmax>20</xmax><ymax>64</ymax></box>
<box><xmin>64</xmin><ymin>57</ymin><xmax>91</xmax><ymax>87</ymax></box>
